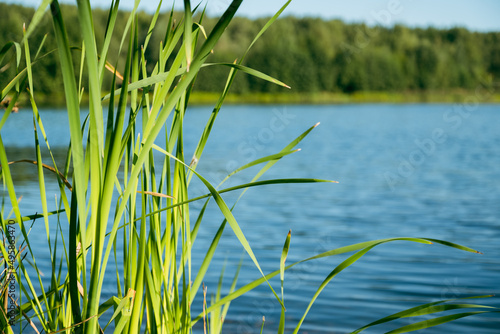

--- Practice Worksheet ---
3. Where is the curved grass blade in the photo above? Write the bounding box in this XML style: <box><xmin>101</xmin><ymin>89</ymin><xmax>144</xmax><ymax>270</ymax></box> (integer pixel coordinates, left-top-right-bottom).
<box><xmin>193</xmin><ymin>122</ymin><xmax>322</xmax><ymax>205</ymax></box>
<box><xmin>20</xmin><ymin>210</ymin><xmax>65</xmax><ymax>222</ymax></box>
<box><xmin>250</xmin><ymin>122</ymin><xmax>320</xmax><ymax>184</ymax></box>
<box><xmin>292</xmin><ymin>244</ymin><xmax>380</xmax><ymax>333</ymax></box>
<box><xmin>205</xmin><ymin>62</ymin><xmax>290</xmax><ymax>88</ymax></box>
<box><xmin>219</xmin><ymin>150</ymin><xmax>299</xmax><ymax>185</ymax></box>
<box><xmin>293</xmin><ymin>238</ymin><xmax>486</xmax><ymax>333</ymax></box>
<box><xmin>424</xmin><ymin>238</ymin><xmax>482</xmax><ymax>254</ymax></box>
<box><xmin>220</xmin><ymin>256</ymin><xmax>243</xmax><ymax>331</ymax></box>
<box><xmin>184</xmin><ymin>0</ymin><xmax>193</xmax><ymax>72</ymax></box>
<box><xmin>22</xmin><ymin>0</ymin><xmax>52</xmax><ymax>45</ymax></box>
<box><xmin>192</xmin><ymin>237</ymin><xmax>480</xmax><ymax>326</ymax></box>
<box><xmin>385</xmin><ymin>311</ymin><xmax>500</xmax><ymax>334</ymax></box>
<box><xmin>280</xmin><ymin>230</ymin><xmax>291</xmax><ymax>299</ymax></box>
<box><xmin>186</xmin><ymin>177</ymin><xmax>331</xmax><ymax>301</ymax></box>
<box><xmin>350</xmin><ymin>295</ymin><xmax>496</xmax><ymax>334</ymax></box>
<box><xmin>149</xmin><ymin>155</ymin><xmax>336</xmax><ymax>213</ymax></box>
<box><xmin>1</xmin><ymin>39</ymin><xmax>49</xmax><ymax>103</ymax></box>
<box><xmin>242</xmin><ymin>0</ymin><xmax>292</xmax><ymax>60</ymax></box>
<box><xmin>0</xmin><ymin>41</ymin><xmax>21</xmax><ymax>69</ymax></box>
<box><xmin>142</xmin><ymin>0</ymin><xmax>163</xmax><ymax>51</ymax></box>
<box><xmin>97</xmin><ymin>0</ymin><xmax>120</xmax><ymax>81</ymax></box>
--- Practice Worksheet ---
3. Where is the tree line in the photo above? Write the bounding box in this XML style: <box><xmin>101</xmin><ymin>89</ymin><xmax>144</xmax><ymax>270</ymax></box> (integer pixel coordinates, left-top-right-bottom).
<box><xmin>1</xmin><ymin>3</ymin><xmax>499</xmax><ymax>98</ymax></box>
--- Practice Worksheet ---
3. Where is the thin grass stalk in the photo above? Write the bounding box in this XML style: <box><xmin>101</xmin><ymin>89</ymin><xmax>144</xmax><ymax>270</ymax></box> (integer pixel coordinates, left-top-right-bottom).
<box><xmin>130</xmin><ymin>18</ymin><xmax>141</xmax><ymax>115</ymax></box>
<box><xmin>97</xmin><ymin>0</ymin><xmax>120</xmax><ymax>83</ymax></box>
<box><xmin>278</xmin><ymin>230</ymin><xmax>291</xmax><ymax>334</ymax></box>
<box><xmin>127</xmin><ymin>181</ymin><xmax>147</xmax><ymax>333</ymax></box>
<box><xmin>24</xmin><ymin>31</ymin><xmax>71</xmax><ymax>331</ymax></box>
<box><xmin>30</xmin><ymin>102</ymin><xmax>56</xmax><ymax>331</ymax></box>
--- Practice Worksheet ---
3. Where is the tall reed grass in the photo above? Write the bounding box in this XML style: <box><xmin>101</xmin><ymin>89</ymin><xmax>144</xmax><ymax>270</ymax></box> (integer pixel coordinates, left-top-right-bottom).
<box><xmin>0</xmin><ymin>0</ymin><xmax>498</xmax><ymax>333</ymax></box>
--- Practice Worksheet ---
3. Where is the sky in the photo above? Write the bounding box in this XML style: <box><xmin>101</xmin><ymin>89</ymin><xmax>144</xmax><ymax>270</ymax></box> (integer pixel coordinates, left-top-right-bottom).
<box><xmin>2</xmin><ymin>0</ymin><xmax>500</xmax><ymax>32</ymax></box>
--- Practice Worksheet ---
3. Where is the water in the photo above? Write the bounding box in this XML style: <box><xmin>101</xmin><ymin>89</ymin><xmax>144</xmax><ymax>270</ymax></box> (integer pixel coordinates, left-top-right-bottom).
<box><xmin>2</xmin><ymin>104</ymin><xmax>499</xmax><ymax>333</ymax></box>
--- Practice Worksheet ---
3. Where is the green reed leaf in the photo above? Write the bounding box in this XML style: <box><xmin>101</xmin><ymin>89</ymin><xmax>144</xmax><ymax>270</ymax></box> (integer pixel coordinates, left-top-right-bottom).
<box><xmin>386</xmin><ymin>311</ymin><xmax>499</xmax><ymax>334</ymax></box>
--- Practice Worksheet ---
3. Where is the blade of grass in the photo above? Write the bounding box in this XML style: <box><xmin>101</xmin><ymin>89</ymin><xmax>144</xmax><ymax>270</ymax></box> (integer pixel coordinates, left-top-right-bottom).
<box><xmin>204</xmin><ymin>62</ymin><xmax>290</xmax><ymax>88</ymax></box>
<box><xmin>293</xmin><ymin>244</ymin><xmax>380</xmax><ymax>333</ymax></box>
<box><xmin>22</xmin><ymin>0</ymin><xmax>52</xmax><ymax>45</ymax></box>
<box><xmin>385</xmin><ymin>311</ymin><xmax>500</xmax><ymax>334</ymax></box>
<box><xmin>184</xmin><ymin>0</ymin><xmax>192</xmax><ymax>72</ymax></box>
<box><xmin>25</xmin><ymin>32</ymin><xmax>58</xmax><ymax>325</ymax></box>
<box><xmin>350</xmin><ymin>295</ymin><xmax>497</xmax><ymax>333</ymax></box>
<box><xmin>97</xmin><ymin>0</ymin><xmax>120</xmax><ymax>82</ymax></box>
<box><xmin>278</xmin><ymin>229</ymin><xmax>291</xmax><ymax>334</ymax></box>
<box><xmin>0</xmin><ymin>41</ymin><xmax>21</xmax><ymax>71</ymax></box>
<box><xmin>50</xmin><ymin>0</ymin><xmax>86</xmax><ymax>327</ymax></box>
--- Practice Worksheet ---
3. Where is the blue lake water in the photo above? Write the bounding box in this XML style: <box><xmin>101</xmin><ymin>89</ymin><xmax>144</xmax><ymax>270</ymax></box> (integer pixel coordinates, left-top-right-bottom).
<box><xmin>2</xmin><ymin>104</ymin><xmax>500</xmax><ymax>333</ymax></box>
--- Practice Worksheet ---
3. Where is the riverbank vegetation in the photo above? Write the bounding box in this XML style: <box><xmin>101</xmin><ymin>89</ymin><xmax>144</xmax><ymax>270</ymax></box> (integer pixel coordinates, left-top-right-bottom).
<box><xmin>1</xmin><ymin>2</ymin><xmax>499</xmax><ymax>106</ymax></box>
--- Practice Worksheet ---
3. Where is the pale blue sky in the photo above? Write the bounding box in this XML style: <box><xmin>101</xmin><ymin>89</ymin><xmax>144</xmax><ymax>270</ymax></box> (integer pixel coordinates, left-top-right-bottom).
<box><xmin>3</xmin><ymin>0</ymin><xmax>500</xmax><ymax>32</ymax></box>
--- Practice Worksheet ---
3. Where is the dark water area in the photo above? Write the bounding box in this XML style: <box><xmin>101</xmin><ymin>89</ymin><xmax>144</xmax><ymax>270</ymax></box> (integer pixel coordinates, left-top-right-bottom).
<box><xmin>2</xmin><ymin>104</ymin><xmax>499</xmax><ymax>333</ymax></box>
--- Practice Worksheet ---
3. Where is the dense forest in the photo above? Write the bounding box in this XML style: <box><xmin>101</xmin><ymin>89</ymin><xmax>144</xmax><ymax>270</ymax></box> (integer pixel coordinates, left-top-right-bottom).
<box><xmin>1</xmin><ymin>3</ymin><xmax>500</xmax><ymax>102</ymax></box>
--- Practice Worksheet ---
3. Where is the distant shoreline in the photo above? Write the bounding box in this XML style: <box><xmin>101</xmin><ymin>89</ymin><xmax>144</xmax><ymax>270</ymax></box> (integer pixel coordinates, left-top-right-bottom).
<box><xmin>2</xmin><ymin>3</ymin><xmax>500</xmax><ymax>104</ymax></box>
<box><xmin>12</xmin><ymin>90</ymin><xmax>500</xmax><ymax>108</ymax></box>
<box><xmin>188</xmin><ymin>90</ymin><xmax>500</xmax><ymax>105</ymax></box>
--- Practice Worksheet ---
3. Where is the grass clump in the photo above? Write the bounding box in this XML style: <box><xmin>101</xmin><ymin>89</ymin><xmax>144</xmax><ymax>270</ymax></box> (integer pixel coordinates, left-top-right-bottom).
<box><xmin>0</xmin><ymin>1</ymin><xmax>498</xmax><ymax>333</ymax></box>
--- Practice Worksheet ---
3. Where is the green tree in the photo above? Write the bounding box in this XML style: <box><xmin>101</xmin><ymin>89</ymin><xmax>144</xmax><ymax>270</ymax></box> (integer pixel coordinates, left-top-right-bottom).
<box><xmin>414</xmin><ymin>42</ymin><xmax>439</xmax><ymax>89</ymax></box>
